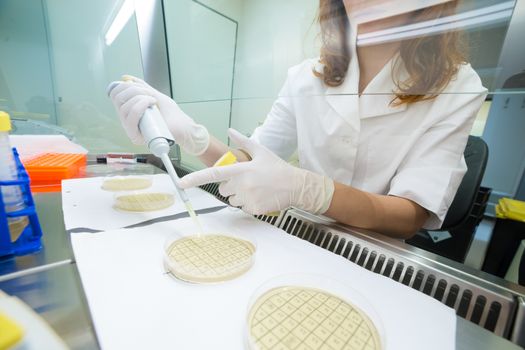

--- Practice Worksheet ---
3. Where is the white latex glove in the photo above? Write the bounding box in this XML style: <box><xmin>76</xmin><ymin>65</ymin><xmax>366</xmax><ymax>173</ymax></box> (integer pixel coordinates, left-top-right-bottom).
<box><xmin>178</xmin><ymin>128</ymin><xmax>335</xmax><ymax>215</ymax></box>
<box><xmin>108</xmin><ymin>75</ymin><xmax>210</xmax><ymax>155</ymax></box>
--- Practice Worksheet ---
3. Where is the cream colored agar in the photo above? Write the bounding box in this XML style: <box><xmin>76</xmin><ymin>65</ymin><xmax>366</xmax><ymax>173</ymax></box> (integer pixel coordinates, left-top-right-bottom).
<box><xmin>114</xmin><ymin>192</ymin><xmax>174</xmax><ymax>212</ymax></box>
<box><xmin>248</xmin><ymin>286</ymin><xmax>382</xmax><ymax>350</ymax></box>
<box><xmin>101</xmin><ymin>177</ymin><xmax>152</xmax><ymax>191</ymax></box>
<box><xmin>165</xmin><ymin>234</ymin><xmax>255</xmax><ymax>283</ymax></box>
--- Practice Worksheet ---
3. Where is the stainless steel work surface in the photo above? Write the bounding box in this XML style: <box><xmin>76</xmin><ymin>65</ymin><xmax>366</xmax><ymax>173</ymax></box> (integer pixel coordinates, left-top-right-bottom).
<box><xmin>0</xmin><ymin>263</ymin><xmax>99</xmax><ymax>349</ymax></box>
<box><xmin>457</xmin><ymin>318</ymin><xmax>521</xmax><ymax>350</ymax></box>
<box><xmin>0</xmin><ymin>192</ymin><xmax>73</xmax><ymax>278</ymax></box>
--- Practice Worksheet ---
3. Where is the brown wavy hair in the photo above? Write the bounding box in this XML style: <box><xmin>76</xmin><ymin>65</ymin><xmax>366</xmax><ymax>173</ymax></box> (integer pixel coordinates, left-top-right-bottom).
<box><xmin>314</xmin><ymin>0</ymin><xmax>466</xmax><ymax>105</ymax></box>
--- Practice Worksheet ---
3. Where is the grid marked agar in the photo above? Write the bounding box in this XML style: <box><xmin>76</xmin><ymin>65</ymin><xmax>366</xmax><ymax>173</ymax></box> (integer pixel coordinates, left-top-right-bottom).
<box><xmin>102</xmin><ymin>177</ymin><xmax>152</xmax><ymax>191</ymax></box>
<box><xmin>114</xmin><ymin>192</ymin><xmax>174</xmax><ymax>212</ymax></box>
<box><xmin>165</xmin><ymin>234</ymin><xmax>255</xmax><ymax>283</ymax></box>
<box><xmin>248</xmin><ymin>286</ymin><xmax>381</xmax><ymax>350</ymax></box>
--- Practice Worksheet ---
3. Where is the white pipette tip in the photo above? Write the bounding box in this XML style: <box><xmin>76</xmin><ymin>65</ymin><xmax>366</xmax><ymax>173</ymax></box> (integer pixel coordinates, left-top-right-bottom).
<box><xmin>160</xmin><ymin>153</ymin><xmax>204</xmax><ymax>236</ymax></box>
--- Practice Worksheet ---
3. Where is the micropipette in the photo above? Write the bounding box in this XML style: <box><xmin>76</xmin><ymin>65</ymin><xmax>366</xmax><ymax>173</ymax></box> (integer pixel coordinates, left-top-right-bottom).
<box><xmin>106</xmin><ymin>81</ymin><xmax>203</xmax><ymax>234</ymax></box>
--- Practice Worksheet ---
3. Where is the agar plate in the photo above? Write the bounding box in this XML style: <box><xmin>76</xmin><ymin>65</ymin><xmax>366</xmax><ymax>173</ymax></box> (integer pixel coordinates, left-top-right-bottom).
<box><xmin>114</xmin><ymin>192</ymin><xmax>174</xmax><ymax>212</ymax></box>
<box><xmin>246</xmin><ymin>275</ymin><xmax>384</xmax><ymax>350</ymax></box>
<box><xmin>164</xmin><ymin>234</ymin><xmax>256</xmax><ymax>283</ymax></box>
<box><xmin>102</xmin><ymin>176</ymin><xmax>153</xmax><ymax>191</ymax></box>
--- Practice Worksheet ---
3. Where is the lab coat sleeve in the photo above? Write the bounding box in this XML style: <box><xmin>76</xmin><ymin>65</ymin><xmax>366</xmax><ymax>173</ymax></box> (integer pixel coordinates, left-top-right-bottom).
<box><xmin>250</xmin><ymin>70</ymin><xmax>298</xmax><ymax>160</ymax></box>
<box><xmin>388</xmin><ymin>87</ymin><xmax>487</xmax><ymax>230</ymax></box>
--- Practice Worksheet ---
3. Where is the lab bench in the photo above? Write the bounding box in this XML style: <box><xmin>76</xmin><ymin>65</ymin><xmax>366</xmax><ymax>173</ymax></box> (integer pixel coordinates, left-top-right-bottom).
<box><xmin>0</xmin><ymin>187</ymin><xmax>523</xmax><ymax>349</ymax></box>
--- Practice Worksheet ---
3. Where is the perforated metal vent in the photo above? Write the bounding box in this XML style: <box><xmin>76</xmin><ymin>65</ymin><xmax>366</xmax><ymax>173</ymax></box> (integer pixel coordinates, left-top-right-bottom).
<box><xmin>278</xmin><ymin>210</ymin><xmax>524</xmax><ymax>342</ymax></box>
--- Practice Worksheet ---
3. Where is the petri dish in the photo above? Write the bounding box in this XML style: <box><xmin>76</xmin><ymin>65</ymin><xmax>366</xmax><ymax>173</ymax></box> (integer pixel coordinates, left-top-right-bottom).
<box><xmin>245</xmin><ymin>274</ymin><xmax>385</xmax><ymax>350</ymax></box>
<box><xmin>102</xmin><ymin>176</ymin><xmax>153</xmax><ymax>191</ymax></box>
<box><xmin>164</xmin><ymin>234</ymin><xmax>256</xmax><ymax>283</ymax></box>
<box><xmin>114</xmin><ymin>192</ymin><xmax>174</xmax><ymax>212</ymax></box>
<box><xmin>80</xmin><ymin>162</ymin><xmax>157</xmax><ymax>177</ymax></box>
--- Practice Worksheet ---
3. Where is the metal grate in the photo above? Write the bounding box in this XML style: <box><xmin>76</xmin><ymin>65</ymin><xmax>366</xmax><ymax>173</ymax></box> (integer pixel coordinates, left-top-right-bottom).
<box><xmin>277</xmin><ymin>209</ymin><xmax>525</xmax><ymax>345</ymax></box>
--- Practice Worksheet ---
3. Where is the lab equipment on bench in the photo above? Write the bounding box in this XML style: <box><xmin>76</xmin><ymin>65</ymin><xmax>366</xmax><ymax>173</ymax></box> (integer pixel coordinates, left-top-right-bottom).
<box><xmin>0</xmin><ymin>311</ymin><xmax>24</xmax><ymax>349</ymax></box>
<box><xmin>245</xmin><ymin>274</ymin><xmax>384</xmax><ymax>350</ymax></box>
<box><xmin>101</xmin><ymin>175</ymin><xmax>174</xmax><ymax>212</ymax></box>
<box><xmin>0</xmin><ymin>112</ymin><xmax>26</xmax><ymax>239</ymax></box>
<box><xmin>106</xmin><ymin>81</ymin><xmax>203</xmax><ymax>233</ymax></box>
<box><xmin>114</xmin><ymin>191</ymin><xmax>175</xmax><ymax>212</ymax></box>
<box><xmin>0</xmin><ymin>291</ymin><xmax>68</xmax><ymax>349</ymax></box>
<box><xmin>0</xmin><ymin>112</ymin><xmax>42</xmax><ymax>257</ymax></box>
<box><xmin>101</xmin><ymin>176</ymin><xmax>153</xmax><ymax>191</ymax></box>
<box><xmin>8</xmin><ymin>135</ymin><xmax>88</xmax><ymax>192</ymax></box>
<box><xmin>23</xmin><ymin>153</ymin><xmax>86</xmax><ymax>192</ymax></box>
<box><xmin>496</xmin><ymin>198</ymin><xmax>525</xmax><ymax>222</ymax></box>
<box><xmin>164</xmin><ymin>233</ymin><xmax>256</xmax><ymax>283</ymax></box>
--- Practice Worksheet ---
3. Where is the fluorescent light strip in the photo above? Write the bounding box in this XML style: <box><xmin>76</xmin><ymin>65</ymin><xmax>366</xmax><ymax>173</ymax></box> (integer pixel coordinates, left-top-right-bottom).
<box><xmin>351</xmin><ymin>0</ymin><xmax>454</xmax><ymax>25</ymax></box>
<box><xmin>358</xmin><ymin>9</ymin><xmax>512</xmax><ymax>46</ymax></box>
<box><xmin>357</xmin><ymin>1</ymin><xmax>515</xmax><ymax>46</ymax></box>
<box><xmin>105</xmin><ymin>0</ymin><xmax>135</xmax><ymax>46</ymax></box>
<box><xmin>358</xmin><ymin>1</ymin><xmax>514</xmax><ymax>40</ymax></box>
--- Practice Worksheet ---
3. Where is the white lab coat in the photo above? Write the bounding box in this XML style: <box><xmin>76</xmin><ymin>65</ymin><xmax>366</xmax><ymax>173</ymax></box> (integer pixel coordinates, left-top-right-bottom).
<box><xmin>252</xmin><ymin>48</ymin><xmax>487</xmax><ymax>229</ymax></box>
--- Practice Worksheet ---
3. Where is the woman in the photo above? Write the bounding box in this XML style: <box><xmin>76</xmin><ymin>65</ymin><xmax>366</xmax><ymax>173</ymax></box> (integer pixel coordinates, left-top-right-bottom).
<box><xmin>109</xmin><ymin>0</ymin><xmax>487</xmax><ymax>238</ymax></box>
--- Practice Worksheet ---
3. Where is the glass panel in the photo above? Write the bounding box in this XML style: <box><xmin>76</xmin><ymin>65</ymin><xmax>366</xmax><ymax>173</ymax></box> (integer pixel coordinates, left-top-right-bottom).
<box><xmin>347</xmin><ymin>1</ymin><xmax>510</xmax><ymax>94</ymax></box>
<box><xmin>0</xmin><ymin>1</ymin><xmax>56</xmax><ymax>127</ymax></box>
<box><xmin>0</xmin><ymin>0</ymin><xmax>147</xmax><ymax>154</ymax></box>
<box><xmin>163</xmin><ymin>0</ymin><xmax>238</xmax><ymax>169</ymax></box>
<box><xmin>45</xmin><ymin>0</ymin><xmax>146</xmax><ymax>154</ymax></box>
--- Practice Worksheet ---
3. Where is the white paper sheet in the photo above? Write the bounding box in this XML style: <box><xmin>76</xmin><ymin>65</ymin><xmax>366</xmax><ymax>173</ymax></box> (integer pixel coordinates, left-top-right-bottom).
<box><xmin>71</xmin><ymin>208</ymin><xmax>456</xmax><ymax>350</ymax></box>
<box><xmin>62</xmin><ymin>175</ymin><xmax>225</xmax><ymax>231</ymax></box>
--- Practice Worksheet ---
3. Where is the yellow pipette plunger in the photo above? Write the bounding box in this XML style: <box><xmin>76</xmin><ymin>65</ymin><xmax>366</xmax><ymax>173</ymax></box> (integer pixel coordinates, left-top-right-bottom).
<box><xmin>106</xmin><ymin>80</ymin><xmax>203</xmax><ymax>234</ymax></box>
<box><xmin>213</xmin><ymin>151</ymin><xmax>279</xmax><ymax>217</ymax></box>
<box><xmin>213</xmin><ymin>150</ymin><xmax>238</xmax><ymax>167</ymax></box>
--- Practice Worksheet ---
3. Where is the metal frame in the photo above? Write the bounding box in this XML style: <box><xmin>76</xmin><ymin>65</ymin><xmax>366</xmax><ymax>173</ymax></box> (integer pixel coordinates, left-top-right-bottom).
<box><xmin>513</xmin><ymin>296</ymin><xmax>525</xmax><ymax>345</ymax></box>
<box><xmin>483</xmin><ymin>0</ymin><xmax>525</xmax><ymax>211</ymax></box>
<box><xmin>494</xmin><ymin>0</ymin><xmax>525</xmax><ymax>90</ymax></box>
<box><xmin>134</xmin><ymin>0</ymin><xmax>171</xmax><ymax>96</ymax></box>
<box><xmin>134</xmin><ymin>0</ymin><xmax>184</xmax><ymax>161</ymax></box>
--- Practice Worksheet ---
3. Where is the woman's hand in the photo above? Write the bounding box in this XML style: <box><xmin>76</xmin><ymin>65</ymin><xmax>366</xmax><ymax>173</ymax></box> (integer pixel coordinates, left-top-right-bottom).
<box><xmin>178</xmin><ymin>127</ymin><xmax>427</xmax><ymax>237</ymax></box>
<box><xmin>178</xmin><ymin>129</ymin><xmax>335</xmax><ymax>215</ymax></box>
<box><xmin>108</xmin><ymin>75</ymin><xmax>209</xmax><ymax>155</ymax></box>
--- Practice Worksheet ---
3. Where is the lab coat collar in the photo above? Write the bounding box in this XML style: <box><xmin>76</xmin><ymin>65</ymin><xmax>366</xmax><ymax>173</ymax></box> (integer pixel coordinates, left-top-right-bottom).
<box><xmin>325</xmin><ymin>22</ymin><xmax>408</xmax><ymax>123</ymax></box>
<box><xmin>359</xmin><ymin>56</ymin><xmax>408</xmax><ymax>119</ymax></box>
<box><xmin>325</xmin><ymin>23</ymin><xmax>360</xmax><ymax>131</ymax></box>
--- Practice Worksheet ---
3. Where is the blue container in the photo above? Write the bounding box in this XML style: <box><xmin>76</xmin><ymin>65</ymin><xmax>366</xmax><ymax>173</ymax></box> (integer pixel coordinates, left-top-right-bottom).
<box><xmin>0</xmin><ymin>148</ymin><xmax>43</xmax><ymax>257</ymax></box>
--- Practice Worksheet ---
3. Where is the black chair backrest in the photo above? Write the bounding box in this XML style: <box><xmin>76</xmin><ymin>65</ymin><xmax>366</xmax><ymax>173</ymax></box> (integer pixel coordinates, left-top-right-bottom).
<box><xmin>441</xmin><ymin>135</ymin><xmax>489</xmax><ymax>230</ymax></box>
